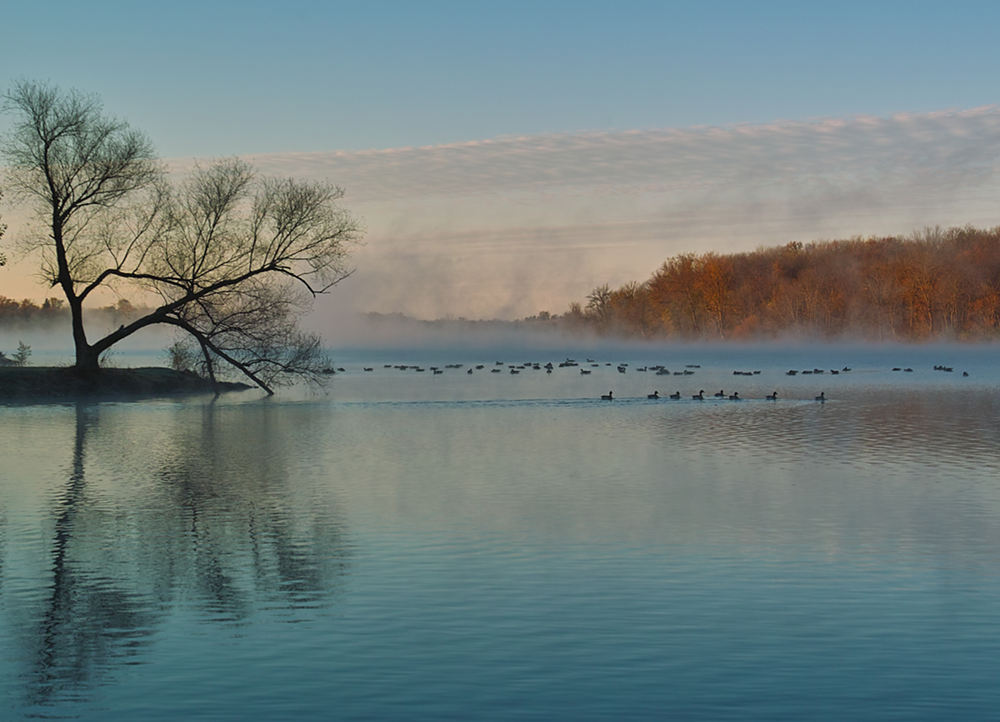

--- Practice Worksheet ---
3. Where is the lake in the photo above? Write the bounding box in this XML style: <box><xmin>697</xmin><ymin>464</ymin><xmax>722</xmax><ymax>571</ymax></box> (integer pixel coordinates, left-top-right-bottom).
<box><xmin>2</xmin><ymin>342</ymin><xmax>999</xmax><ymax>720</ymax></box>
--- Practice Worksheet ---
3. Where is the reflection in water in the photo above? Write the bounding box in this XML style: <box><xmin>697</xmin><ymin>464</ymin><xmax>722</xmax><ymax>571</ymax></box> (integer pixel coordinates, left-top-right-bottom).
<box><xmin>27</xmin><ymin>404</ymin><xmax>157</xmax><ymax>706</ymax></box>
<box><xmin>12</xmin><ymin>401</ymin><xmax>350</xmax><ymax>711</ymax></box>
<box><xmin>2</xmin><ymin>361</ymin><xmax>1000</xmax><ymax>720</ymax></box>
<box><xmin>650</xmin><ymin>388</ymin><xmax>1000</xmax><ymax>472</ymax></box>
<box><xmin>632</xmin><ymin>390</ymin><xmax>1000</xmax><ymax>565</ymax></box>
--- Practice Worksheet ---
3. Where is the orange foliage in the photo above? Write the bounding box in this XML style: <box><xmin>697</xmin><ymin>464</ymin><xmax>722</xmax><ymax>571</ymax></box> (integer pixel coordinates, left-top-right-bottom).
<box><xmin>568</xmin><ymin>226</ymin><xmax>1000</xmax><ymax>340</ymax></box>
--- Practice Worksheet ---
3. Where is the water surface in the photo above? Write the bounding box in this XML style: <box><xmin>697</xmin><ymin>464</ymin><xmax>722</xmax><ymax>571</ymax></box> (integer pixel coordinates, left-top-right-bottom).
<box><xmin>2</xmin><ymin>344</ymin><xmax>999</xmax><ymax>720</ymax></box>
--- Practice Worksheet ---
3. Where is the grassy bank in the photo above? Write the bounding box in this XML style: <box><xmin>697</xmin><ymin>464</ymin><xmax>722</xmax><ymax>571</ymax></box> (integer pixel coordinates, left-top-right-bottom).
<box><xmin>0</xmin><ymin>366</ymin><xmax>252</xmax><ymax>401</ymax></box>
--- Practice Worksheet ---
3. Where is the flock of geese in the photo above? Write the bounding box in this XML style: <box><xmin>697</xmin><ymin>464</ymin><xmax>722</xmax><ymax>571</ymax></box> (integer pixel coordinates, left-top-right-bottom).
<box><xmin>331</xmin><ymin>358</ymin><xmax>846</xmax><ymax>403</ymax></box>
<box><xmin>601</xmin><ymin>389</ymin><xmax>826</xmax><ymax>402</ymax></box>
<box><xmin>336</xmin><ymin>357</ymin><xmax>970</xmax><ymax>404</ymax></box>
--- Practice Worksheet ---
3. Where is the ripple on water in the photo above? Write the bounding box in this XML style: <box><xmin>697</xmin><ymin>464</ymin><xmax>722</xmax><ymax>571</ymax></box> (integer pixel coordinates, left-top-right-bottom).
<box><xmin>2</xmin><ymin>368</ymin><xmax>1000</xmax><ymax>720</ymax></box>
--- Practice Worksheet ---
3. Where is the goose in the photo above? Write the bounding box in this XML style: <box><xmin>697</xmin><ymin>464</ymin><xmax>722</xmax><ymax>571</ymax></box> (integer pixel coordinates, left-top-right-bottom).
<box><xmin>728</xmin><ymin>391</ymin><xmax>740</xmax><ymax>401</ymax></box>
<box><xmin>765</xmin><ymin>391</ymin><xmax>778</xmax><ymax>401</ymax></box>
<box><xmin>601</xmin><ymin>391</ymin><xmax>614</xmax><ymax>401</ymax></box>
<box><xmin>669</xmin><ymin>391</ymin><xmax>681</xmax><ymax>400</ymax></box>
<box><xmin>714</xmin><ymin>389</ymin><xmax>725</xmax><ymax>398</ymax></box>
<box><xmin>692</xmin><ymin>390</ymin><xmax>705</xmax><ymax>400</ymax></box>
<box><xmin>815</xmin><ymin>392</ymin><xmax>826</xmax><ymax>402</ymax></box>
<box><xmin>647</xmin><ymin>390</ymin><xmax>660</xmax><ymax>399</ymax></box>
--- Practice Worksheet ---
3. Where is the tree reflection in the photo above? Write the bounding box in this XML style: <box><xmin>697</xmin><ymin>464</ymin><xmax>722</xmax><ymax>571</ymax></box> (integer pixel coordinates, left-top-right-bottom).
<box><xmin>152</xmin><ymin>402</ymin><xmax>350</xmax><ymax>618</ymax></box>
<box><xmin>20</xmin><ymin>400</ymin><xmax>350</xmax><ymax>709</ymax></box>
<box><xmin>27</xmin><ymin>403</ymin><xmax>157</xmax><ymax>706</ymax></box>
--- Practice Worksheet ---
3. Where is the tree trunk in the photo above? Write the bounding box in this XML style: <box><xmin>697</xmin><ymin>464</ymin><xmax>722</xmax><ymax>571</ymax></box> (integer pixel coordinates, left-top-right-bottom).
<box><xmin>69</xmin><ymin>300</ymin><xmax>99</xmax><ymax>371</ymax></box>
<box><xmin>74</xmin><ymin>345</ymin><xmax>100</xmax><ymax>372</ymax></box>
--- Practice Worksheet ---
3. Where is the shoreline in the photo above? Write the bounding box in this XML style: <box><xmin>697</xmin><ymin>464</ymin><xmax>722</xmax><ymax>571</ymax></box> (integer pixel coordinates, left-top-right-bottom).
<box><xmin>0</xmin><ymin>366</ymin><xmax>253</xmax><ymax>402</ymax></box>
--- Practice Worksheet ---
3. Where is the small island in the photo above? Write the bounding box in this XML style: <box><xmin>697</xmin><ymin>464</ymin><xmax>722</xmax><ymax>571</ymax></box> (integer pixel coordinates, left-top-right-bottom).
<box><xmin>0</xmin><ymin>366</ymin><xmax>251</xmax><ymax>402</ymax></box>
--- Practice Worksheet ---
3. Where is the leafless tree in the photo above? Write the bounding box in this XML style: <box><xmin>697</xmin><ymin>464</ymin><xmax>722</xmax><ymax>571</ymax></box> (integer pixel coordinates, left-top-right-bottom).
<box><xmin>3</xmin><ymin>82</ymin><xmax>362</xmax><ymax>393</ymax></box>
<box><xmin>3</xmin><ymin>81</ymin><xmax>162</xmax><ymax>367</ymax></box>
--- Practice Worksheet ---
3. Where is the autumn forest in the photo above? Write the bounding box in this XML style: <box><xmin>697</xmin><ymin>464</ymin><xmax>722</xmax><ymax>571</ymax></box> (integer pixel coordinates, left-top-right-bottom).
<box><xmin>549</xmin><ymin>225</ymin><xmax>1000</xmax><ymax>341</ymax></box>
<box><xmin>5</xmin><ymin>226</ymin><xmax>1000</xmax><ymax>342</ymax></box>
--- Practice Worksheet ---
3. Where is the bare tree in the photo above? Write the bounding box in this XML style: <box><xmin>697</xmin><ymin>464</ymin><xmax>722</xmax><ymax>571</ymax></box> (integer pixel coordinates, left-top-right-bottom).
<box><xmin>2</xmin><ymin>82</ymin><xmax>362</xmax><ymax>393</ymax></box>
<box><xmin>3</xmin><ymin>81</ymin><xmax>162</xmax><ymax>367</ymax></box>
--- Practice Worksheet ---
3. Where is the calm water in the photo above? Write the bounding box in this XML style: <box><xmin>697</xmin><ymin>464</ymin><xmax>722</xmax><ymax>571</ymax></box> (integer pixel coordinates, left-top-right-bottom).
<box><xmin>1</xmin><ymin>343</ymin><xmax>999</xmax><ymax>720</ymax></box>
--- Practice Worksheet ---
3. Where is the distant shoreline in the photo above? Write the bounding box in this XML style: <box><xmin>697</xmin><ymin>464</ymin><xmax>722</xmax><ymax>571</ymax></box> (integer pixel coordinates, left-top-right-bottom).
<box><xmin>0</xmin><ymin>367</ymin><xmax>252</xmax><ymax>402</ymax></box>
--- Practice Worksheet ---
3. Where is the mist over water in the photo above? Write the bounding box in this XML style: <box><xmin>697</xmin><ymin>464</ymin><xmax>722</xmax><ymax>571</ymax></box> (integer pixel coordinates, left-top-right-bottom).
<box><xmin>6</xmin><ymin>107</ymin><xmax>1000</xmax><ymax>319</ymax></box>
<box><xmin>2</xmin><ymin>342</ymin><xmax>999</xmax><ymax>719</ymax></box>
<box><xmin>258</xmin><ymin>108</ymin><xmax>1000</xmax><ymax>321</ymax></box>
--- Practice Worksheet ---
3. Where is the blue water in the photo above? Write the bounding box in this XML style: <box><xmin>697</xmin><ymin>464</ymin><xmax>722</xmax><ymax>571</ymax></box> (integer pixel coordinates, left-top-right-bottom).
<box><xmin>1</xmin><ymin>343</ymin><xmax>999</xmax><ymax>720</ymax></box>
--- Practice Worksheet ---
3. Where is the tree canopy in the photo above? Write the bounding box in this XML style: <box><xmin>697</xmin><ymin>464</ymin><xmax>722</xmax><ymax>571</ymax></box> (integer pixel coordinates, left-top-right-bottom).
<box><xmin>2</xmin><ymin>81</ymin><xmax>363</xmax><ymax>392</ymax></box>
<box><xmin>562</xmin><ymin>227</ymin><xmax>1000</xmax><ymax>341</ymax></box>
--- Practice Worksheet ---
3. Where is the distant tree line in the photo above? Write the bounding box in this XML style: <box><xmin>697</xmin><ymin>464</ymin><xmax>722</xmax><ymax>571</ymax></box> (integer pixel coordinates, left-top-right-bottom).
<box><xmin>552</xmin><ymin>226</ymin><xmax>1000</xmax><ymax>341</ymax></box>
<box><xmin>0</xmin><ymin>296</ymin><xmax>140</xmax><ymax>327</ymax></box>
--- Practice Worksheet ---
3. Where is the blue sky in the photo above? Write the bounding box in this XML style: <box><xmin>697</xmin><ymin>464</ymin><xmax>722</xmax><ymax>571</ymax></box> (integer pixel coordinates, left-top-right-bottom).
<box><xmin>4</xmin><ymin>1</ymin><xmax>998</xmax><ymax>157</ymax></box>
<box><xmin>3</xmin><ymin>2</ymin><xmax>1000</xmax><ymax>318</ymax></box>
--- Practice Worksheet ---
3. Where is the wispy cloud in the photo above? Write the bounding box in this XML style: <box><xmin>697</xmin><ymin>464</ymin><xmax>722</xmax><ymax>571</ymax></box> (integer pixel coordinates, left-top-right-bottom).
<box><xmin>151</xmin><ymin>108</ymin><xmax>1000</xmax><ymax>319</ymax></box>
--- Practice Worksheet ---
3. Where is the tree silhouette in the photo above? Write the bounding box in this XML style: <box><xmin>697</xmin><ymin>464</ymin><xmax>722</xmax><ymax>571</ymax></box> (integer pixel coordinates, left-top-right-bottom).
<box><xmin>3</xmin><ymin>82</ymin><xmax>362</xmax><ymax>392</ymax></box>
